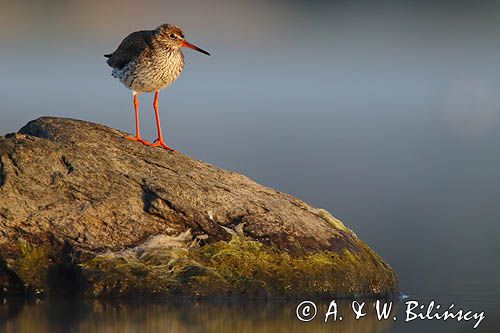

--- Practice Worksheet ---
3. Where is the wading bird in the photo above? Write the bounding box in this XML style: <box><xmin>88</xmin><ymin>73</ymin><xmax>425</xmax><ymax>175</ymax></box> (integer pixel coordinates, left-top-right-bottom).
<box><xmin>105</xmin><ymin>24</ymin><xmax>210</xmax><ymax>151</ymax></box>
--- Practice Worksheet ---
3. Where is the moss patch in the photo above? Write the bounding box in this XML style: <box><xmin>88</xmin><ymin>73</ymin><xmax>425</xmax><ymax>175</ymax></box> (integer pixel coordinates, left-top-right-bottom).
<box><xmin>317</xmin><ymin>209</ymin><xmax>353</xmax><ymax>235</ymax></box>
<box><xmin>190</xmin><ymin>237</ymin><xmax>397</xmax><ymax>297</ymax></box>
<box><xmin>81</xmin><ymin>236</ymin><xmax>397</xmax><ymax>298</ymax></box>
<box><xmin>80</xmin><ymin>233</ymin><xmax>213</xmax><ymax>297</ymax></box>
<box><xmin>10</xmin><ymin>240</ymin><xmax>52</xmax><ymax>293</ymax></box>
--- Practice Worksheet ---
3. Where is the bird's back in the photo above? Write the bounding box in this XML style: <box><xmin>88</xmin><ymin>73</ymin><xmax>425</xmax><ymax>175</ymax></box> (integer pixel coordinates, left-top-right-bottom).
<box><xmin>105</xmin><ymin>30</ymin><xmax>154</xmax><ymax>69</ymax></box>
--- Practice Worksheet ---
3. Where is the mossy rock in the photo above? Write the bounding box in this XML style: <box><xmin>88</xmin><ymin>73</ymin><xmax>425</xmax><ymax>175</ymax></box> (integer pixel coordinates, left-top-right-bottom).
<box><xmin>81</xmin><ymin>234</ymin><xmax>397</xmax><ymax>298</ymax></box>
<box><xmin>7</xmin><ymin>240</ymin><xmax>52</xmax><ymax>294</ymax></box>
<box><xmin>0</xmin><ymin>117</ymin><xmax>399</xmax><ymax>298</ymax></box>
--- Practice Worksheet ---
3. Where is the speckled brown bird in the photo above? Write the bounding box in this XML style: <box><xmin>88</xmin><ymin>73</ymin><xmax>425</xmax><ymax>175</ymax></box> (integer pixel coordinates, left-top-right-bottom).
<box><xmin>105</xmin><ymin>23</ymin><xmax>210</xmax><ymax>151</ymax></box>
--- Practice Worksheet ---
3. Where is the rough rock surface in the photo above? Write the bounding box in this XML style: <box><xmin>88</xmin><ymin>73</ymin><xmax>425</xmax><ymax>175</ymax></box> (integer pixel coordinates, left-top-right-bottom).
<box><xmin>0</xmin><ymin>117</ymin><xmax>398</xmax><ymax>298</ymax></box>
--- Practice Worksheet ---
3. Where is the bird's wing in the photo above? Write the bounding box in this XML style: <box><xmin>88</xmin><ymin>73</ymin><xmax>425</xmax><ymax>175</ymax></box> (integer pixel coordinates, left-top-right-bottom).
<box><xmin>105</xmin><ymin>30</ymin><xmax>154</xmax><ymax>69</ymax></box>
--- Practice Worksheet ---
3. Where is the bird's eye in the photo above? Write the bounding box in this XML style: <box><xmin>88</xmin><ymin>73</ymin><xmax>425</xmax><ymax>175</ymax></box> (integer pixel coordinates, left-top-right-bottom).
<box><xmin>169</xmin><ymin>34</ymin><xmax>176</xmax><ymax>39</ymax></box>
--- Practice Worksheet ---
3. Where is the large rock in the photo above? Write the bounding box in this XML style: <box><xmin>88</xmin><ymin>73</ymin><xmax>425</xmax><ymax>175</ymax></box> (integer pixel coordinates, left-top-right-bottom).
<box><xmin>0</xmin><ymin>117</ymin><xmax>398</xmax><ymax>298</ymax></box>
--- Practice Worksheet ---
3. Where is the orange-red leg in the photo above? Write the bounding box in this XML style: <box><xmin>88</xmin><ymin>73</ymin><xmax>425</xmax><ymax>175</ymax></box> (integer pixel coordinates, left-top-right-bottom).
<box><xmin>126</xmin><ymin>92</ymin><xmax>152</xmax><ymax>145</ymax></box>
<box><xmin>150</xmin><ymin>91</ymin><xmax>175</xmax><ymax>151</ymax></box>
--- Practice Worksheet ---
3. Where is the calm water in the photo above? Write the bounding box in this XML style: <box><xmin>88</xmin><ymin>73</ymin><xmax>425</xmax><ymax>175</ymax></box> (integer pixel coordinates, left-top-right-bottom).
<box><xmin>1</xmin><ymin>1</ymin><xmax>500</xmax><ymax>332</ymax></box>
<box><xmin>1</xmin><ymin>295</ymin><xmax>499</xmax><ymax>333</ymax></box>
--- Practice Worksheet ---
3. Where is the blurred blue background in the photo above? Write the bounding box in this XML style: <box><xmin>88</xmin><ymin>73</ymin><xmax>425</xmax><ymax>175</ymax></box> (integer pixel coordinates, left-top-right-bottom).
<box><xmin>1</xmin><ymin>1</ymin><xmax>500</xmax><ymax>332</ymax></box>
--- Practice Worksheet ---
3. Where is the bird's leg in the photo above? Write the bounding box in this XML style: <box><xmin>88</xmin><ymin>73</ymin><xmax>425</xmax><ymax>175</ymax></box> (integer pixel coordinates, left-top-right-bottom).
<box><xmin>151</xmin><ymin>91</ymin><xmax>175</xmax><ymax>151</ymax></box>
<box><xmin>126</xmin><ymin>91</ymin><xmax>152</xmax><ymax>145</ymax></box>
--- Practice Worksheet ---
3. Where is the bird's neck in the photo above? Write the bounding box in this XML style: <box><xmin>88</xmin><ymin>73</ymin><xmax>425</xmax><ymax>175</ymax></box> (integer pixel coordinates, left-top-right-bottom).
<box><xmin>151</xmin><ymin>39</ymin><xmax>180</xmax><ymax>55</ymax></box>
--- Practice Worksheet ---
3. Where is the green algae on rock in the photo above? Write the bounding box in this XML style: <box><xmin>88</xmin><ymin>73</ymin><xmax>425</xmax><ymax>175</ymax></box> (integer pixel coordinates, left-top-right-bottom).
<box><xmin>9</xmin><ymin>240</ymin><xmax>52</xmax><ymax>294</ymax></box>
<box><xmin>0</xmin><ymin>117</ymin><xmax>398</xmax><ymax>298</ymax></box>
<box><xmin>82</xmin><ymin>234</ymin><xmax>397</xmax><ymax>298</ymax></box>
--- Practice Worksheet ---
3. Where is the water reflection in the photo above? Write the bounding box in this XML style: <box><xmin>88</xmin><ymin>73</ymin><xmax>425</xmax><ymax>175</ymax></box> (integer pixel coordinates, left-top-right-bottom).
<box><xmin>0</xmin><ymin>298</ymin><xmax>395</xmax><ymax>333</ymax></box>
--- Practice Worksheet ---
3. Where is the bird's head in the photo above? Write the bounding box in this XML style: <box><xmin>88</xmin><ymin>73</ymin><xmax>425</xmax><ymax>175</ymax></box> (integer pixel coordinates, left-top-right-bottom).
<box><xmin>155</xmin><ymin>24</ymin><xmax>210</xmax><ymax>56</ymax></box>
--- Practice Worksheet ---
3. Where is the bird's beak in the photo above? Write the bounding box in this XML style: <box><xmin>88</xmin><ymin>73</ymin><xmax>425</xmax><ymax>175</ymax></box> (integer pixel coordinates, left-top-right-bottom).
<box><xmin>181</xmin><ymin>40</ymin><xmax>210</xmax><ymax>56</ymax></box>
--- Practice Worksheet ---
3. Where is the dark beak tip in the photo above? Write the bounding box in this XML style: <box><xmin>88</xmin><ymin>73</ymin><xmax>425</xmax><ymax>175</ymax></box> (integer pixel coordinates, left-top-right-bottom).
<box><xmin>195</xmin><ymin>47</ymin><xmax>211</xmax><ymax>56</ymax></box>
<box><xmin>182</xmin><ymin>41</ymin><xmax>211</xmax><ymax>56</ymax></box>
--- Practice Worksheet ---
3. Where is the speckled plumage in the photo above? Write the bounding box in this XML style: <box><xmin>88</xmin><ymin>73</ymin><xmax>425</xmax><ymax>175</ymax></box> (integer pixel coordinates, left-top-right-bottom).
<box><xmin>105</xmin><ymin>24</ymin><xmax>186</xmax><ymax>93</ymax></box>
<box><xmin>113</xmin><ymin>43</ymin><xmax>184</xmax><ymax>93</ymax></box>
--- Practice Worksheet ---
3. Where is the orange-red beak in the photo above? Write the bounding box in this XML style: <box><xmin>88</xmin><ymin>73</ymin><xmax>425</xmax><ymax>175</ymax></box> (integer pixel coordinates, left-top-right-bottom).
<box><xmin>181</xmin><ymin>40</ymin><xmax>210</xmax><ymax>56</ymax></box>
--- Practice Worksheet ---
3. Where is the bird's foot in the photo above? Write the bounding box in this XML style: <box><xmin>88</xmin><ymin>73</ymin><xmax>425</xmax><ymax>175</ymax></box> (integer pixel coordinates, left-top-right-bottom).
<box><xmin>125</xmin><ymin>135</ymin><xmax>153</xmax><ymax>146</ymax></box>
<box><xmin>151</xmin><ymin>138</ymin><xmax>175</xmax><ymax>152</ymax></box>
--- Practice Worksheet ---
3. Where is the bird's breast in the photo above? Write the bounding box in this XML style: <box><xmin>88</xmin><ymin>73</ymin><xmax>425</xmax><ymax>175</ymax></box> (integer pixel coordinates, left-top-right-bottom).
<box><xmin>118</xmin><ymin>48</ymin><xmax>185</xmax><ymax>93</ymax></box>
